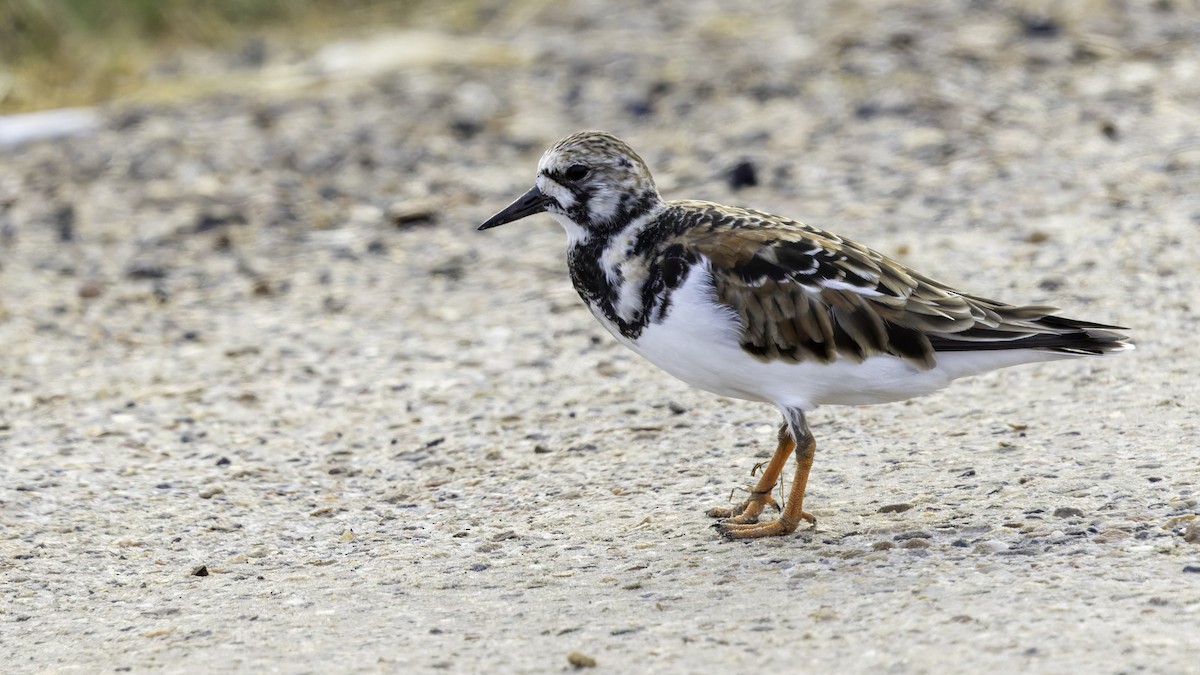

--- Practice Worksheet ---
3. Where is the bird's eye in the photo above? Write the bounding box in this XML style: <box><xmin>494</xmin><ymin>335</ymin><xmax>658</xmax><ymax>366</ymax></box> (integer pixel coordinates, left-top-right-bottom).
<box><xmin>564</xmin><ymin>164</ymin><xmax>589</xmax><ymax>181</ymax></box>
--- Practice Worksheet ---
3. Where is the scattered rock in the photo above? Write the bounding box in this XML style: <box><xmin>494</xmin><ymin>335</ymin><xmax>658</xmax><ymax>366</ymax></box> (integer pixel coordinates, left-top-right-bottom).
<box><xmin>126</xmin><ymin>259</ymin><xmax>168</xmax><ymax>280</ymax></box>
<box><xmin>77</xmin><ymin>280</ymin><xmax>104</xmax><ymax>299</ymax></box>
<box><xmin>1092</xmin><ymin>530</ymin><xmax>1130</xmax><ymax>544</ymax></box>
<box><xmin>54</xmin><ymin>205</ymin><xmax>75</xmax><ymax>242</ymax></box>
<box><xmin>567</xmin><ymin>651</ymin><xmax>597</xmax><ymax>668</ymax></box>
<box><xmin>388</xmin><ymin>200</ymin><xmax>438</xmax><ymax>228</ymax></box>
<box><xmin>195</xmin><ymin>208</ymin><xmax>247</xmax><ymax>233</ymax></box>
<box><xmin>901</xmin><ymin>127</ymin><xmax>948</xmax><ymax>153</ymax></box>
<box><xmin>975</xmin><ymin>540</ymin><xmax>1010</xmax><ymax>554</ymax></box>
<box><xmin>726</xmin><ymin>161</ymin><xmax>758</xmax><ymax>190</ymax></box>
<box><xmin>1019</xmin><ymin>13</ymin><xmax>1061</xmax><ymax>39</ymax></box>
<box><xmin>879</xmin><ymin>503</ymin><xmax>913</xmax><ymax>514</ymax></box>
<box><xmin>191</xmin><ymin>565</ymin><xmax>209</xmax><ymax>577</ymax></box>
<box><xmin>809</xmin><ymin>606</ymin><xmax>838</xmax><ymax>622</ymax></box>
<box><xmin>1054</xmin><ymin>507</ymin><xmax>1085</xmax><ymax>519</ymax></box>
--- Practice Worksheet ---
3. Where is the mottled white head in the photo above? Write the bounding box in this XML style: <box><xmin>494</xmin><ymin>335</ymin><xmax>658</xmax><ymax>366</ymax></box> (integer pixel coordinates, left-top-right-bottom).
<box><xmin>479</xmin><ymin>131</ymin><xmax>665</xmax><ymax>245</ymax></box>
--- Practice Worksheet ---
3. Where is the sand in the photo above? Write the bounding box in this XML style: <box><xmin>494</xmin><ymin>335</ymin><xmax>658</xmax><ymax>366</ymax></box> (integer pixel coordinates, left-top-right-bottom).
<box><xmin>2</xmin><ymin>1</ymin><xmax>1198</xmax><ymax>673</ymax></box>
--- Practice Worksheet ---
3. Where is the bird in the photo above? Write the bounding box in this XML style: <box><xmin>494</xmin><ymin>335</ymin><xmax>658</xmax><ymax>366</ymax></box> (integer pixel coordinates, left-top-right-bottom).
<box><xmin>478</xmin><ymin>130</ymin><xmax>1132</xmax><ymax>539</ymax></box>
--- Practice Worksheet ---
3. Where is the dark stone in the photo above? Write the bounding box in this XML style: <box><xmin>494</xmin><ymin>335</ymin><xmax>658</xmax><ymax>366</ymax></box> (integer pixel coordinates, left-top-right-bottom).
<box><xmin>727</xmin><ymin>161</ymin><xmax>758</xmax><ymax>190</ymax></box>
<box><xmin>54</xmin><ymin>205</ymin><xmax>75</xmax><ymax>242</ymax></box>
<box><xmin>625</xmin><ymin>99</ymin><xmax>654</xmax><ymax>118</ymax></box>
<box><xmin>236</xmin><ymin>38</ymin><xmax>268</xmax><ymax>69</ymax></box>
<box><xmin>894</xmin><ymin>530</ymin><xmax>934</xmax><ymax>541</ymax></box>
<box><xmin>854</xmin><ymin>103</ymin><xmax>880</xmax><ymax>119</ymax></box>
<box><xmin>450</xmin><ymin>120</ymin><xmax>482</xmax><ymax>139</ymax></box>
<box><xmin>1020</xmin><ymin>14</ymin><xmax>1061</xmax><ymax>38</ymax></box>
<box><xmin>127</xmin><ymin>261</ymin><xmax>168</xmax><ymax>280</ymax></box>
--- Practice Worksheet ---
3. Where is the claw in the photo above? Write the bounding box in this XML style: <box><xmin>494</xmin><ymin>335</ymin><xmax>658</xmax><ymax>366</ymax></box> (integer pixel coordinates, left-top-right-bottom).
<box><xmin>706</xmin><ymin>415</ymin><xmax>818</xmax><ymax>540</ymax></box>
<box><xmin>718</xmin><ymin>511</ymin><xmax>816</xmax><ymax>539</ymax></box>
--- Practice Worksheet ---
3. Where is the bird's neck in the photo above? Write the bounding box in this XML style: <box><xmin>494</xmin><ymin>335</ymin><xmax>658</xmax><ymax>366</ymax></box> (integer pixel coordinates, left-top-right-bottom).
<box><xmin>565</xmin><ymin>204</ymin><xmax>672</xmax><ymax>341</ymax></box>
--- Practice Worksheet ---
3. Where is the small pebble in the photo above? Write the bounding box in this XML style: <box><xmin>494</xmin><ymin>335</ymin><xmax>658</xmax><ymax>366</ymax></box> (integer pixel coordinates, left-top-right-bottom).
<box><xmin>809</xmin><ymin>606</ymin><xmax>838</xmax><ymax>622</ymax></box>
<box><xmin>1054</xmin><ymin>507</ymin><xmax>1085</xmax><ymax>519</ymax></box>
<box><xmin>77</xmin><ymin>280</ymin><xmax>103</xmax><ymax>299</ymax></box>
<box><xmin>1091</xmin><ymin>530</ymin><xmax>1130</xmax><ymax>544</ymax></box>
<box><xmin>55</xmin><ymin>204</ymin><xmax>75</xmax><ymax>242</ymax></box>
<box><xmin>388</xmin><ymin>200</ymin><xmax>438</xmax><ymax>228</ymax></box>
<box><xmin>894</xmin><ymin>530</ymin><xmax>933</xmax><ymax>541</ymax></box>
<box><xmin>198</xmin><ymin>487</ymin><xmax>224</xmax><ymax>499</ymax></box>
<box><xmin>567</xmin><ymin>651</ymin><xmax>597</xmax><ymax>668</ymax></box>
<box><xmin>878</xmin><ymin>503</ymin><xmax>913</xmax><ymax>514</ymax></box>
<box><xmin>975</xmin><ymin>540</ymin><xmax>1010</xmax><ymax>554</ymax></box>
<box><xmin>126</xmin><ymin>259</ymin><xmax>168</xmax><ymax>280</ymax></box>
<box><xmin>191</xmin><ymin>565</ymin><xmax>209</xmax><ymax>577</ymax></box>
<box><xmin>726</xmin><ymin>161</ymin><xmax>758</xmax><ymax>190</ymax></box>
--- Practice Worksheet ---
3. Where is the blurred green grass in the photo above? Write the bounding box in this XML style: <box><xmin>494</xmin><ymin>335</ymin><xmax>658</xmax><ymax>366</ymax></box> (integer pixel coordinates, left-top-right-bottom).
<box><xmin>0</xmin><ymin>0</ymin><xmax>422</xmax><ymax>113</ymax></box>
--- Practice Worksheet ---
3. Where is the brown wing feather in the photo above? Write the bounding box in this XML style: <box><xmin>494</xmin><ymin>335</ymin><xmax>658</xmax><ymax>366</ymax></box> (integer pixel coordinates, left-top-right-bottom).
<box><xmin>668</xmin><ymin>201</ymin><xmax>1129</xmax><ymax>368</ymax></box>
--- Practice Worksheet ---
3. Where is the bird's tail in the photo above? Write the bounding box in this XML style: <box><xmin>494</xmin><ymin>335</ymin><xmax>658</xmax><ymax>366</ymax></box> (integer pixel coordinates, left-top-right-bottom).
<box><xmin>928</xmin><ymin>312</ymin><xmax>1133</xmax><ymax>355</ymax></box>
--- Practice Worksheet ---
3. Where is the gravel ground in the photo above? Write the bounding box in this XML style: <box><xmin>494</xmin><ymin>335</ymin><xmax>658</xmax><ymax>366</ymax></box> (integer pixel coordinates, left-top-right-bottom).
<box><xmin>2</xmin><ymin>1</ymin><xmax>1199</xmax><ymax>673</ymax></box>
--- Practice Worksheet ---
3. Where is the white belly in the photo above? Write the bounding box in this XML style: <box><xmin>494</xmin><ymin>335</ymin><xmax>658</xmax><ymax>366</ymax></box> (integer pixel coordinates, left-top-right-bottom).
<box><xmin>593</xmin><ymin>265</ymin><xmax>1073</xmax><ymax>411</ymax></box>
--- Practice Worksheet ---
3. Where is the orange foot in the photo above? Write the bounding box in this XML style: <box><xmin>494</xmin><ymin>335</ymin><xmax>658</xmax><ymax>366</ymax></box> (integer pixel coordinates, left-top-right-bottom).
<box><xmin>716</xmin><ymin>510</ymin><xmax>816</xmax><ymax>539</ymax></box>
<box><xmin>705</xmin><ymin>489</ymin><xmax>780</xmax><ymax>524</ymax></box>
<box><xmin>710</xmin><ymin>415</ymin><xmax>818</xmax><ymax>540</ymax></box>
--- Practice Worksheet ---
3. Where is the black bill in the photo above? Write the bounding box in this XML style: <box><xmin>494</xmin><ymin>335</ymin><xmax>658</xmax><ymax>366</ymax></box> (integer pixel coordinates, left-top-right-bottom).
<box><xmin>478</xmin><ymin>186</ymin><xmax>553</xmax><ymax>230</ymax></box>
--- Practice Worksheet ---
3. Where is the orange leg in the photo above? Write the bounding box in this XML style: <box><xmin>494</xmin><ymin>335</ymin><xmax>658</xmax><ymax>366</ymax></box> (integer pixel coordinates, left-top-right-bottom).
<box><xmin>705</xmin><ymin>422</ymin><xmax>794</xmax><ymax>524</ymax></box>
<box><xmin>717</xmin><ymin>410</ymin><xmax>817</xmax><ymax>539</ymax></box>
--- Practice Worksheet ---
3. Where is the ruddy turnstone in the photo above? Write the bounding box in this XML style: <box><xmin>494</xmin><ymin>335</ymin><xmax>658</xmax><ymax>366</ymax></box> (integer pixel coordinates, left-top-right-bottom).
<box><xmin>479</xmin><ymin>131</ymin><xmax>1132</xmax><ymax>539</ymax></box>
